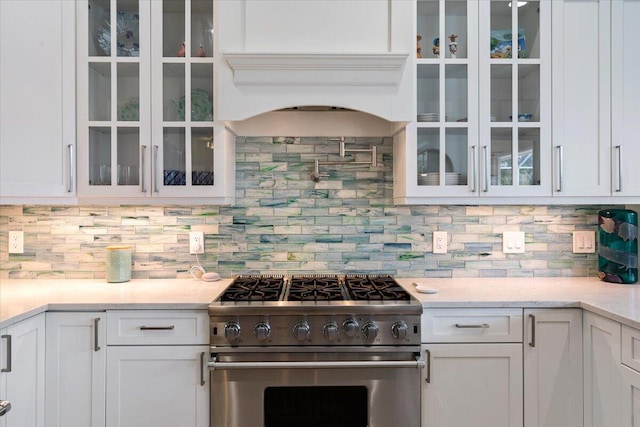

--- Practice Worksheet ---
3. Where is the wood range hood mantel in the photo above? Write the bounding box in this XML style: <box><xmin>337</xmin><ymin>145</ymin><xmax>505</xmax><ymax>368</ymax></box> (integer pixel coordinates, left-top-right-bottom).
<box><xmin>224</xmin><ymin>52</ymin><xmax>409</xmax><ymax>86</ymax></box>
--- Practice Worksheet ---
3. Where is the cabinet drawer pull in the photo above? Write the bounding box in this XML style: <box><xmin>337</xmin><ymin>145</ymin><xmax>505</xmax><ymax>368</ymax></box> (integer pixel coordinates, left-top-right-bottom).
<box><xmin>141</xmin><ymin>145</ymin><xmax>148</xmax><ymax>193</ymax></box>
<box><xmin>200</xmin><ymin>352</ymin><xmax>206</xmax><ymax>386</ymax></box>
<box><xmin>425</xmin><ymin>349</ymin><xmax>431</xmax><ymax>383</ymax></box>
<box><xmin>556</xmin><ymin>145</ymin><xmax>564</xmax><ymax>192</ymax></box>
<box><xmin>529</xmin><ymin>314</ymin><xmax>536</xmax><ymax>348</ymax></box>
<box><xmin>482</xmin><ymin>145</ymin><xmax>489</xmax><ymax>192</ymax></box>
<box><xmin>1</xmin><ymin>335</ymin><xmax>11</xmax><ymax>372</ymax></box>
<box><xmin>94</xmin><ymin>318</ymin><xmax>101</xmax><ymax>352</ymax></box>
<box><xmin>153</xmin><ymin>145</ymin><xmax>159</xmax><ymax>193</ymax></box>
<box><xmin>471</xmin><ymin>145</ymin><xmax>477</xmax><ymax>193</ymax></box>
<box><xmin>615</xmin><ymin>145</ymin><xmax>622</xmax><ymax>192</ymax></box>
<box><xmin>454</xmin><ymin>323</ymin><xmax>490</xmax><ymax>329</ymax></box>
<box><xmin>67</xmin><ymin>144</ymin><xmax>75</xmax><ymax>193</ymax></box>
<box><xmin>139</xmin><ymin>325</ymin><xmax>175</xmax><ymax>331</ymax></box>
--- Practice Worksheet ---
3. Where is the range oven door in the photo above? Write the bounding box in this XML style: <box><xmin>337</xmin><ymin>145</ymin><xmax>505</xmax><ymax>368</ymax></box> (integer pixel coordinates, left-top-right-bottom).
<box><xmin>209</xmin><ymin>348</ymin><xmax>424</xmax><ymax>427</ymax></box>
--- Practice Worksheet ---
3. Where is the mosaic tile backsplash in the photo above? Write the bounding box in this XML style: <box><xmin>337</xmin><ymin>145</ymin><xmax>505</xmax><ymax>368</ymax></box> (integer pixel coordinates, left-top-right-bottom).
<box><xmin>1</xmin><ymin>136</ymin><xmax>614</xmax><ymax>280</ymax></box>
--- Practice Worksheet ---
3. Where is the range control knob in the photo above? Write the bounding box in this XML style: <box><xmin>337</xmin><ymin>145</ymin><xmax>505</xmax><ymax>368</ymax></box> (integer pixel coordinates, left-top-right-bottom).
<box><xmin>253</xmin><ymin>322</ymin><xmax>271</xmax><ymax>342</ymax></box>
<box><xmin>293</xmin><ymin>322</ymin><xmax>311</xmax><ymax>341</ymax></box>
<box><xmin>391</xmin><ymin>322</ymin><xmax>409</xmax><ymax>340</ymax></box>
<box><xmin>322</xmin><ymin>322</ymin><xmax>340</xmax><ymax>342</ymax></box>
<box><xmin>362</xmin><ymin>322</ymin><xmax>379</xmax><ymax>340</ymax></box>
<box><xmin>224</xmin><ymin>322</ymin><xmax>241</xmax><ymax>342</ymax></box>
<box><xmin>342</xmin><ymin>319</ymin><xmax>360</xmax><ymax>338</ymax></box>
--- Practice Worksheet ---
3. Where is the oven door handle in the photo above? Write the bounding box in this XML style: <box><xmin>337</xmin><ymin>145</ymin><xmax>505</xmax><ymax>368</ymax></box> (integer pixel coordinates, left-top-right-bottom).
<box><xmin>208</xmin><ymin>354</ymin><xmax>425</xmax><ymax>371</ymax></box>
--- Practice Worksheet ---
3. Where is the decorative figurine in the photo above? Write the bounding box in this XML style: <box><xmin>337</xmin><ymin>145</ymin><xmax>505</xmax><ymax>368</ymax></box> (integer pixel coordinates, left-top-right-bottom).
<box><xmin>448</xmin><ymin>34</ymin><xmax>458</xmax><ymax>58</ymax></box>
<box><xmin>417</xmin><ymin>35</ymin><xmax>422</xmax><ymax>58</ymax></box>
<box><xmin>432</xmin><ymin>37</ymin><xmax>439</xmax><ymax>58</ymax></box>
<box><xmin>196</xmin><ymin>45</ymin><xmax>206</xmax><ymax>57</ymax></box>
<box><xmin>177</xmin><ymin>42</ymin><xmax>185</xmax><ymax>57</ymax></box>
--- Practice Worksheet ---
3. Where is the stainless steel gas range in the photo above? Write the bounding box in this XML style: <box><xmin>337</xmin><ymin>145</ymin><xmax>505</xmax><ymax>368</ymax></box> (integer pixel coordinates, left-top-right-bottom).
<box><xmin>208</xmin><ymin>275</ymin><xmax>424</xmax><ymax>427</ymax></box>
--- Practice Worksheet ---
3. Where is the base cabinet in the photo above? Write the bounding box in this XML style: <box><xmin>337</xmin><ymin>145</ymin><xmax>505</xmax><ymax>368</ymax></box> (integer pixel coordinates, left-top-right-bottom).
<box><xmin>105</xmin><ymin>346</ymin><xmax>209</xmax><ymax>427</ymax></box>
<box><xmin>421</xmin><ymin>343</ymin><xmax>523</xmax><ymax>427</ymax></box>
<box><xmin>0</xmin><ymin>314</ymin><xmax>45</xmax><ymax>427</ymax></box>
<box><xmin>622</xmin><ymin>365</ymin><xmax>640</xmax><ymax>427</ymax></box>
<box><xmin>45</xmin><ymin>312</ymin><xmax>106</xmax><ymax>427</ymax></box>
<box><xmin>524</xmin><ymin>309</ymin><xmax>583</xmax><ymax>427</ymax></box>
<box><xmin>584</xmin><ymin>311</ymin><xmax>622</xmax><ymax>427</ymax></box>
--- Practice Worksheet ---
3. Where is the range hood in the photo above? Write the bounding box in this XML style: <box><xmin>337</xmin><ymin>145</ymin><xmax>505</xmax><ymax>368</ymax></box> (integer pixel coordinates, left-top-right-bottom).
<box><xmin>215</xmin><ymin>0</ymin><xmax>415</xmax><ymax>124</ymax></box>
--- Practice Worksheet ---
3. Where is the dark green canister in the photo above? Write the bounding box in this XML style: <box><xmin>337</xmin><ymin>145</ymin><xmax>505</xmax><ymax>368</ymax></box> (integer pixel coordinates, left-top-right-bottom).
<box><xmin>598</xmin><ymin>209</ymin><xmax>638</xmax><ymax>284</ymax></box>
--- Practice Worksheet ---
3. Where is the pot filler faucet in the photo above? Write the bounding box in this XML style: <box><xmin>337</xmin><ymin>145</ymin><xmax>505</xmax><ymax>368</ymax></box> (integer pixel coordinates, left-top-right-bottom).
<box><xmin>310</xmin><ymin>137</ymin><xmax>377</xmax><ymax>182</ymax></box>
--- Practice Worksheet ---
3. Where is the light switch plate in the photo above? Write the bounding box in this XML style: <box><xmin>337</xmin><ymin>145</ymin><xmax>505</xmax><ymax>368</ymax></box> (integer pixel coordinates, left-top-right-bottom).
<box><xmin>433</xmin><ymin>231</ymin><xmax>447</xmax><ymax>254</ymax></box>
<box><xmin>503</xmin><ymin>231</ymin><xmax>525</xmax><ymax>254</ymax></box>
<box><xmin>573</xmin><ymin>230</ymin><xmax>596</xmax><ymax>253</ymax></box>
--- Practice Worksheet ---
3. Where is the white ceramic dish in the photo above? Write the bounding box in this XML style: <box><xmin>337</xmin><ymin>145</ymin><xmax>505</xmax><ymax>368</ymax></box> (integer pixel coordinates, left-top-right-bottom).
<box><xmin>412</xmin><ymin>282</ymin><xmax>439</xmax><ymax>294</ymax></box>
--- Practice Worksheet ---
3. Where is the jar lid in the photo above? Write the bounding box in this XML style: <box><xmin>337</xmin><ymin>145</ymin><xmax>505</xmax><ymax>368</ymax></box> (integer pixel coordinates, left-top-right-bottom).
<box><xmin>106</xmin><ymin>245</ymin><xmax>132</xmax><ymax>250</ymax></box>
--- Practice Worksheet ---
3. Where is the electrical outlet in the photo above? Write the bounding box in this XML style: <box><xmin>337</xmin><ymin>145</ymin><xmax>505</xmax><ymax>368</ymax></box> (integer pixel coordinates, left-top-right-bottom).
<box><xmin>189</xmin><ymin>231</ymin><xmax>204</xmax><ymax>254</ymax></box>
<box><xmin>433</xmin><ymin>231</ymin><xmax>447</xmax><ymax>254</ymax></box>
<box><xmin>573</xmin><ymin>230</ymin><xmax>596</xmax><ymax>253</ymax></box>
<box><xmin>503</xmin><ymin>231</ymin><xmax>525</xmax><ymax>254</ymax></box>
<box><xmin>8</xmin><ymin>231</ymin><xmax>24</xmax><ymax>254</ymax></box>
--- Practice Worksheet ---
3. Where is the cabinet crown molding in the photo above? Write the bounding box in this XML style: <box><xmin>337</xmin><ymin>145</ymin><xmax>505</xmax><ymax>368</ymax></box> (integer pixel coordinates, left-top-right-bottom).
<box><xmin>224</xmin><ymin>52</ymin><xmax>409</xmax><ymax>86</ymax></box>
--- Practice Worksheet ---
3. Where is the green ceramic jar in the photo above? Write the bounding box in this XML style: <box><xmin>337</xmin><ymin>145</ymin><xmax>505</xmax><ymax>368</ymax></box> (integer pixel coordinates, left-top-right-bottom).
<box><xmin>106</xmin><ymin>245</ymin><xmax>132</xmax><ymax>283</ymax></box>
<box><xmin>598</xmin><ymin>209</ymin><xmax>638</xmax><ymax>284</ymax></box>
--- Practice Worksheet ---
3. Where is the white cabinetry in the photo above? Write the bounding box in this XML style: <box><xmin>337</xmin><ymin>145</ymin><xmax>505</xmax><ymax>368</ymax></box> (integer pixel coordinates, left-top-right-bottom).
<box><xmin>523</xmin><ymin>309</ymin><xmax>583</xmax><ymax>427</ymax></box>
<box><xmin>45</xmin><ymin>312</ymin><xmax>106</xmax><ymax>427</ymax></box>
<box><xmin>76</xmin><ymin>0</ymin><xmax>234</xmax><ymax>204</ymax></box>
<box><xmin>105</xmin><ymin>310</ymin><xmax>209</xmax><ymax>427</ymax></box>
<box><xmin>584</xmin><ymin>311</ymin><xmax>622</xmax><ymax>427</ymax></box>
<box><xmin>622</xmin><ymin>325</ymin><xmax>640</xmax><ymax>427</ymax></box>
<box><xmin>0</xmin><ymin>314</ymin><xmax>45</xmax><ymax>427</ymax></box>
<box><xmin>611</xmin><ymin>0</ymin><xmax>640</xmax><ymax>200</ymax></box>
<box><xmin>215</xmin><ymin>0</ymin><xmax>413</xmax><ymax>122</ymax></box>
<box><xmin>421</xmin><ymin>308</ymin><xmax>523</xmax><ymax>427</ymax></box>
<box><xmin>551</xmin><ymin>0</ymin><xmax>610</xmax><ymax>198</ymax></box>
<box><xmin>396</xmin><ymin>0</ymin><xmax>552</xmax><ymax>204</ymax></box>
<box><xmin>0</xmin><ymin>0</ymin><xmax>76</xmax><ymax>204</ymax></box>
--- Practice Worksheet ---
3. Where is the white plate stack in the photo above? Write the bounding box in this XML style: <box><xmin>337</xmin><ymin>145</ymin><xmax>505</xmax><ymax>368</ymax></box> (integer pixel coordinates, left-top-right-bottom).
<box><xmin>417</xmin><ymin>113</ymin><xmax>440</xmax><ymax>122</ymax></box>
<box><xmin>418</xmin><ymin>172</ymin><xmax>462</xmax><ymax>186</ymax></box>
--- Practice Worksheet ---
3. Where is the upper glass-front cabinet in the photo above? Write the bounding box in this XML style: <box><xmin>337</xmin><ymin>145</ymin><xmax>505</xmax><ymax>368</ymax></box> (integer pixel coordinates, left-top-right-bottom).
<box><xmin>479</xmin><ymin>0</ymin><xmax>551</xmax><ymax>197</ymax></box>
<box><xmin>415</xmin><ymin>0</ymin><xmax>478</xmax><ymax>197</ymax></box>
<box><xmin>77</xmin><ymin>0</ymin><xmax>232</xmax><ymax>201</ymax></box>
<box><xmin>404</xmin><ymin>0</ymin><xmax>551</xmax><ymax>201</ymax></box>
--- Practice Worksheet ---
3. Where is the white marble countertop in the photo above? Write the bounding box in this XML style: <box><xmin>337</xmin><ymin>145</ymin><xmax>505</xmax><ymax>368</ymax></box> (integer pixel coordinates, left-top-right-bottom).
<box><xmin>398</xmin><ymin>276</ymin><xmax>640</xmax><ymax>330</ymax></box>
<box><xmin>1</xmin><ymin>277</ymin><xmax>639</xmax><ymax>330</ymax></box>
<box><xmin>0</xmin><ymin>278</ymin><xmax>232</xmax><ymax>328</ymax></box>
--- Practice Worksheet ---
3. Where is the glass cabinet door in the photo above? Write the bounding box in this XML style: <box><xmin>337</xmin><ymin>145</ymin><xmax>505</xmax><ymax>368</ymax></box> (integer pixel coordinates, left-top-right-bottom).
<box><xmin>80</xmin><ymin>0</ymin><xmax>149</xmax><ymax>196</ymax></box>
<box><xmin>152</xmin><ymin>0</ymin><xmax>215</xmax><ymax>196</ymax></box>
<box><xmin>480</xmin><ymin>0</ymin><xmax>551</xmax><ymax>196</ymax></box>
<box><xmin>415</xmin><ymin>0</ymin><xmax>478</xmax><ymax>196</ymax></box>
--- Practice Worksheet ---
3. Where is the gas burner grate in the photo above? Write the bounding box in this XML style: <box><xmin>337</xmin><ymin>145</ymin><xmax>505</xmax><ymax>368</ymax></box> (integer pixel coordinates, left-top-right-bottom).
<box><xmin>220</xmin><ymin>275</ymin><xmax>285</xmax><ymax>302</ymax></box>
<box><xmin>344</xmin><ymin>275</ymin><xmax>411</xmax><ymax>301</ymax></box>
<box><xmin>288</xmin><ymin>275</ymin><xmax>346</xmax><ymax>301</ymax></box>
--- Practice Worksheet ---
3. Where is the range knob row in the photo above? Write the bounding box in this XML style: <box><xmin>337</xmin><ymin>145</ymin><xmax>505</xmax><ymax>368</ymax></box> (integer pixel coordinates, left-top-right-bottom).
<box><xmin>223</xmin><ymin>320</ymin><xmax>409</xmax><ymax>342</ymax></box>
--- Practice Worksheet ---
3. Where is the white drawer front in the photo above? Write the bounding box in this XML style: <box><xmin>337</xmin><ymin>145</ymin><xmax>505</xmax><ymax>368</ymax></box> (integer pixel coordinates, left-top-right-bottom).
<box><xmin>106</xmin><ymin>310</ymin><xmax>209</xmax><ymax>345</ymax></box>
<box><xmin>622</xmin><ymin>325</ymin><xmax>640</xmax><ymax>373</ymax></box>
<box><xmin>422</xmin><ymin>308</ymin><xmax>523</xmax><ymax>343</ymax></box>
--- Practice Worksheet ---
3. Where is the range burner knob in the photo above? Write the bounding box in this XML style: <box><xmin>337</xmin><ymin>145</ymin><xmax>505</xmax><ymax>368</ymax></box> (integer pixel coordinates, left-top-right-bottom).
<box><xmin>362</xmin><ymin>322</ymin><xmax>379</xmax><ymax>340</ymax></box>
<box><xmin>391</xmin><ymin>321</ymin><xmax>409</xmax><ymax>340</ymax></box>
<box><xmin>224</xmin><ymin>322</ymin><xmax>241</xmax><ymax>342</ymax></box>
<box><xmin>293</xmin><ymin>322</ymin><xmax>310</xmax><ymax>341</ymax></box>
<box><xmin>342</xmin><ymin>319</ymin><xmax>359</xmax><ymax>338</ymax></box>
<box><xmin>322</xmin><ymin>322</ymin><xmax>339</xmax><ymax>342</ymax></box>
<box><xmin>253</xmin><ymin>322</ymin><xmax>271</xmax><ymax>342</ymax></box>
